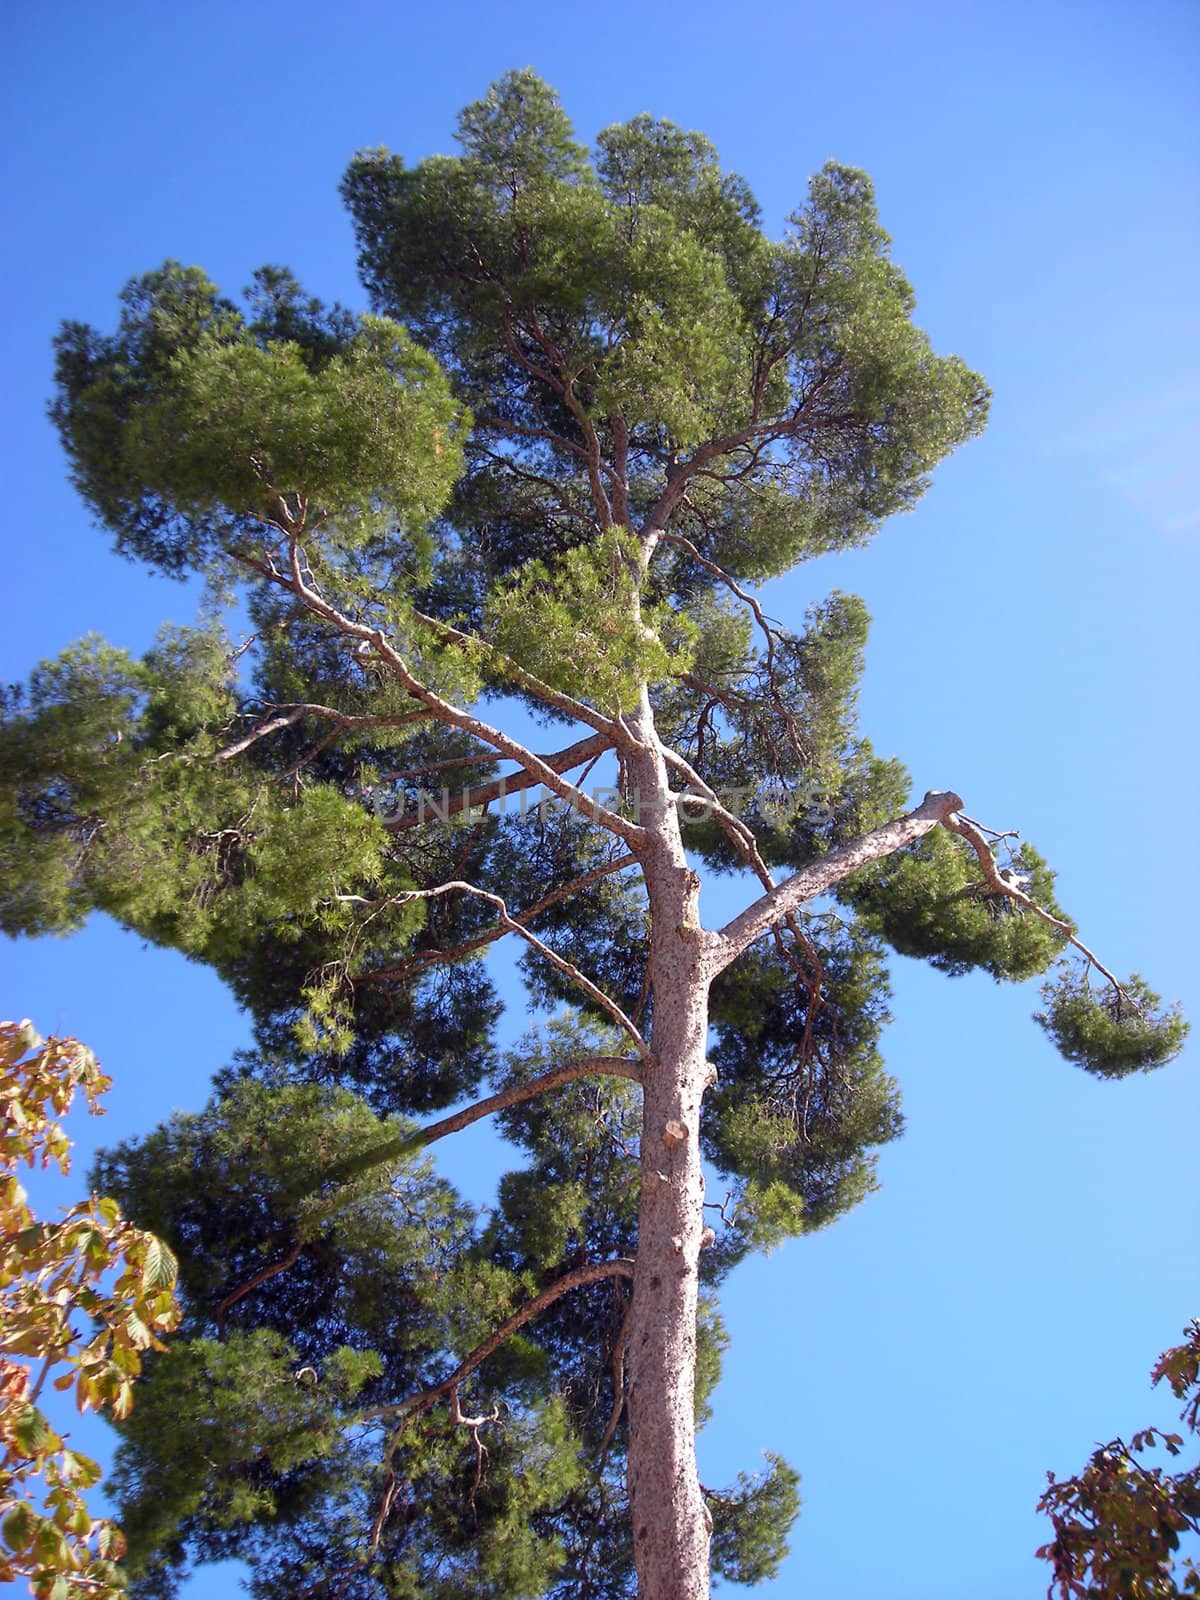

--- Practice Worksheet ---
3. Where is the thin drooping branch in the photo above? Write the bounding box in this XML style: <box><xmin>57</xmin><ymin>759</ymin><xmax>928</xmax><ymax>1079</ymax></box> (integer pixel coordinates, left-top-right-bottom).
<box><xmin>474</xmin><ymin>443</ymin><xmax>594</xmax><ymax>528</ymax></box>
<box><xmin>213</xmin><ymin>1238</ymin><xmax>303</xmax><ymax>1340</ymax></box>
<box><xmin>598</xmin><ymin>1288</ymin><xmax>634</xmax><ymax>1459</ymax></box>
<box><xmin>658</xmin><ymin>530</ymin><xmax>782</xmax><ymax>682</ymax></box>
<box><xmin>660</xmin><ymin>745</ymin><xmax>769</xmax><ymax>874</ymax></box>
<box><xmin>382</xmin><ymin>731</ymin><xmax>613</xmax><ymax>833</ymax></box>
<box><xmin>660</xmin><ymin>526</ymin><xmax>805</xmax><ymax>763</ymax></box>
<box><xmin>942</xmin><ymin>811</ymin><xmax>1133</xmax><ymax>999</ymax></box>
<box><xmin>278</xmin><ymin>725</ymin><xmax>342</xmax><ymax>785</ymax></box>
<box><xmin>474</xmin><ymin>410</ymin><xmax>592</xmax><ymax>465</ymax></box>
<box><xmin>709</xmin><ymin>789</ymin><xmax>965</xmax><ymax>974</ymax></box>
<box><xmin>352</xmin><ymin>851</ymin><xmax>639</xmax><ymax>986</ymax></box>
<box><xmin>388</xmin><ymin>881</ymin><xmax>651</xmax><ymax>1058</ymax></box>
<box><xmin>313</xmin><ymin>1054</ymin><xmax>643</xmax><ymax>1193</ymax></box>
<box><xmin>359</xmin><ymin>1257</ymin><xmax>637</xmax><ymax>1427</ymax></box>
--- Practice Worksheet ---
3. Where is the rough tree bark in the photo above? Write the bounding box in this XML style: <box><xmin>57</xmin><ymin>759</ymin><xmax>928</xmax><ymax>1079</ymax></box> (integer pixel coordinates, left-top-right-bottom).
<box><xmin>623</xmin><ymin>695</ymin><xmax>716</xmax><ymax>1598</ymax></box>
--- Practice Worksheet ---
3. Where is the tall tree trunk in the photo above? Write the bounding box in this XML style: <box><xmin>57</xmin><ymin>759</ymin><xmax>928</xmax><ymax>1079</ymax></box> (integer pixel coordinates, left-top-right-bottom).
<box><xmin>624</xmin><ymin>706</ymin><xmax>715</xmax><ymax>1600</ymax></box>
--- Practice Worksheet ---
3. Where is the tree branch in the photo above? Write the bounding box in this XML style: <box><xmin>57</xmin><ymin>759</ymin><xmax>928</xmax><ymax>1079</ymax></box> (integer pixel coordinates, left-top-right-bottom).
<box><xmin>521</xmin><ymin>307</ymin><xmax>613</xmax><ymax>527</ymax></box>
<box><xmin>474</xmin><ymin>443</ymin><xmax>594</xmax><ymax>527</ymax></box>
<box><xmin>312</xmin><ymin>1055</ymin><xmax>643</xmax><ymax>1194</ymax></box>
<box><xmin>359</xmin><ymin>1258</ymin><xmax>637</xmax><ymax>1427</ymax></box>
<box><xmin>352</xmin><ymin>851</ymin><xmax>639</xmax><ymax>985</ymax></box>
<box><xmin>215</xmin><ymin>703</ymin><xmax>428</xmax><ymax>762</ymax></box>
<box><xmin>213</xmin><ymin>1238</ymin><xmax>303</xmax><ymax>1339</ymax></box>
<box><xmin>598</xmin><ymin>1288</ymin><xmax>633</xmax><ymax>1459</ymax></box>
<box><xmin>255</xmin><ymin>543</ymin><xmax>646</xmax><ymax>847</ymax></box>
<box><xmin>942</xmin><ymin>810</ymin><xmax>1132</xmax><ymax>998</ymax></box>
<box><xmin>709</xmin><ymin>789</ymin><xmax>964</xmax><ymax>974</ymax></box>
<box><xmin>660</xmin><ymin>743</ymin><xmax>826</xmax><ymax>1032</ymax></box>
<box><xmin>385</xmin><ymin>881</ymin><xmax>650</xmax><ymax>1057</ymax></box>
<box><xmin>473</xmin><ymin>410</ymin><xmax>592</xmax><ymax>464</ymax></box>
<box><xmin>409</xmin><ymin>606</ymin><xmax>621</xmax><ymax>740</ymax></box>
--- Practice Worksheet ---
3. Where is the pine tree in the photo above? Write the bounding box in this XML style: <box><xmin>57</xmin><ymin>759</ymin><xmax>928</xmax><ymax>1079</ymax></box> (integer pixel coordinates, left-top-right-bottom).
<box><xmin>1</xmin><ymin>71</ymin><xmax>1185</xmax><ymax>1600</ymax></box>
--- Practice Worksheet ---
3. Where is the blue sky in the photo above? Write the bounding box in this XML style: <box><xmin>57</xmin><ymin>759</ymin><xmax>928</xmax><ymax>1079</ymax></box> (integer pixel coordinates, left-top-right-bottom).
<box><xmin>2</xmin><ymin>1</ymin><xmax>1198</xmax><ymax>1595</ymax></box>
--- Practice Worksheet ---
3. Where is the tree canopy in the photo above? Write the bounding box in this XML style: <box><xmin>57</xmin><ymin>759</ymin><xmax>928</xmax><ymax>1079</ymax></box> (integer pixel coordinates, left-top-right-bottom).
<box><xmin>1</xmin><ymin>70</ymin><xmax>1186</xmax><ymax>1600</ymax></box>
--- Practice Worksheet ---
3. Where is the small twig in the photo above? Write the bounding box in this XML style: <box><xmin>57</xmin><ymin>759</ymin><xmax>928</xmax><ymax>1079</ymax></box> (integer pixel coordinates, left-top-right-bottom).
<box><xmin>957</xmin><ymin>813</ymin><xmax>1021</xmax><ymax>843</ymax></box>
<box><xmin>703</xmin><ymin>1191</ymin><xmax>739</xmax><ymax>1228</ymax></box>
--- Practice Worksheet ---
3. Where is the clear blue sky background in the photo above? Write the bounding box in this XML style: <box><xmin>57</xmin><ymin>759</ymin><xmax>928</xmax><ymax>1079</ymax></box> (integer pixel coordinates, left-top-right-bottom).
<box><xmin>2</xmin><ymin>2</ymin><xmax>1197</xmax><ymax>1595</ymax></box>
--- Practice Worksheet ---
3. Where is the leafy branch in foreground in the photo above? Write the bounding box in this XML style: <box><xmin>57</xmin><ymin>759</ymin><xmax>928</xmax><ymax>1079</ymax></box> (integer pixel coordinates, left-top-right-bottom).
<box><xmin>1036</xmin><ymin>1321</ymin><xmax>1200</xmax><ymax>1599</ymax></box>
<box><xmin>0</xmin><ymin>1021</ymin><xmax>179</xmax><ymax>1599</ymax></box>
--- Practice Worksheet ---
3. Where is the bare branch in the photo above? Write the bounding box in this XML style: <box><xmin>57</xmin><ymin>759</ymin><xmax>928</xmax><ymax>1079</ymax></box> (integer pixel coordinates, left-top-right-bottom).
<box><xmin>215</xmin><ymin>704</ymin><xmax>430</xmax><ymax>762</ymax></box>
<box><xmin>352</xmin><ymin>851</ymin><xmax>639</xmax><ymax>985</ymax></box>
<box><xmin>448</xmin><ymin>1384</ymin><xmax>503</xmax><ymax>1431</ymax></box>
<box><xmin>709</xmin><ymin>789</ymin><xmax>964</xmax><ymax>974</ymax></box>
<box><xmin>359</xmin><ymin>1258</ymin><xmax>637</xmax><ymax>1427</ymax></box>
<box><xmin>312</xmin><ymin>1054</ymin><xmax>643</xmax><ymax>1194</ymax></box>
<box><xmin>942</xmin><ymin>811</ymin><xmax>1133</xmax><ymax>999</ymax></box>
<box><xmin>598</xmin><ymin>1288</ymin><xmax>633</xmax><ymax>1459</ymax></box>
<box><xmin>660</xmin><ymin>746</ymin><xmax>762</xmax><ymax>865</ymax></box>
<box><xmin>382</xmin><ymin>881</ymin><xmax>650</xmax><ymax>1057</ymax></box>
<box><xmin>215</xmin><ymin>707</ymin><xmax>308</xmax><ymax>759</ymax></box>
<box><xmin>213</xmin><ymin>1238</ymin><xmax>303</xmax><ymax>1339</ymax></box>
